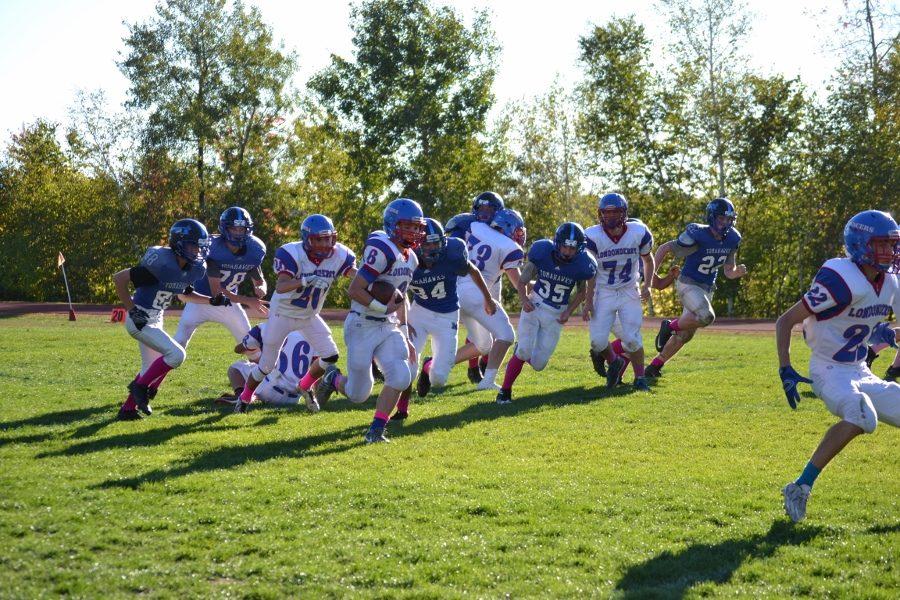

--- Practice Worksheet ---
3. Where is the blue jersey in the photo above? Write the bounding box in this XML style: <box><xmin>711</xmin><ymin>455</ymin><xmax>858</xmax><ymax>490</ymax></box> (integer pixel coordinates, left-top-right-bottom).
<box><xmin>527</xmin><ymin>239</ymin><xmax>597</xmax><ymax>310</ymax></box>
<box><xmin>193</xmin><ymin>234</ymin><xmax>266</xmax><ymax>295</ymax></box>
<box><xmin>133</xmin><ymin>246</ymin><xmax>206</xmax><ymax>313</ymax></box>
<box><xmin>409</xmin><ymin>237</ymin><xmax>470</xmax><ymax>313</ymax></box>
<box><xmin>445</xmin><ymin>213</ymin><xmax>476</xmax><ymax>240</ymax></box>
<box><xmin>677</xmin><ymin>224</ymin><xmax>742</xmax><ymax>287</ymax></box>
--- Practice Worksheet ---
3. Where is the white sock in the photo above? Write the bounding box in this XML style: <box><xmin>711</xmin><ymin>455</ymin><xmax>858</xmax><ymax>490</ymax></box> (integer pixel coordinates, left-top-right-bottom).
<box><xmin>482</xmin><ymin>368</ymin><xmax>497</xmax><ymax>384</ymax></box>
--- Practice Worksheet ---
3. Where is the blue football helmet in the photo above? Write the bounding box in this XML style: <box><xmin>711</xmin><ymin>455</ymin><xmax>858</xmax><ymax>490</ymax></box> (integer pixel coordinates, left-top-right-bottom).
<box><xmin>472</xmin><ymin>191</ymin><xmax>505</xmax><ymax>223</ymax></box>
<box><xmin>416</xmin><ymin>218</ymin><xmax>447</xmax><ymax>265</ymax></box>
<box><xmin>598</xmin><ymin>193</ymin><xmax>628</xmax><ymax>230</ymax></box>
<box><xmin>218</xmin><ymin>206</ymin><xmax>253</xmax><ymax>247</ymax></box>
<box><xmin>169</xmin><ymin>219</ymin><xmax>211</xmax><ymax>267</ymax></box>
<box><xmin>301</xmin><ymin>214</ymin><xmax>337</xmax><ymax>259</ymax></box>
<box><xmin>706</xmin><ymin>197</ymin><xmax>737</xmax><ymax>236</ymax></box>
<box><xmin>844</xmin><ymin>210</ymin><xmax>900</xmax><ymax>274</ymax></box>
<box><xmin>491</xmin><ymin>208</ymin><xmax>527</xmax><ymax>246</ymax></box>
<box><xmin>383</xmin><ymin>198</ymin><xmax>426</xmax><ymax>248</ymax></box>
<box><xmin>554</xmin><ymin>221</ymin><xmax>586</xmax><ymax>262</ymax></box>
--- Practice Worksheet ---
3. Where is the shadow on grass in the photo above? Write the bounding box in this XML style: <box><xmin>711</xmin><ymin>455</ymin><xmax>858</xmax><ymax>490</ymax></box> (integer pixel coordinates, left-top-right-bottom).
<box><xmin>615</xmin><ymin>520</ymin><xmax>823</xmax><ymax>598</ymax></box>
<box><xmin>0</xmin><ymin>406</ymin><xmax>118</xmax><ymax>448</ymax></box>
<box><xmin>95</xmin><ymin>383</ymin><xmax>629</xmax><ymax>489</ymax></box>
<box><xmin>867</xmin><ymin>522</ymin><xmax>900</xmax><ymax>535</ymax></box>
<box><xmin>0</xmin><ymin>405</ymin><xmax>110</xmax><ymax>429</ymax></box>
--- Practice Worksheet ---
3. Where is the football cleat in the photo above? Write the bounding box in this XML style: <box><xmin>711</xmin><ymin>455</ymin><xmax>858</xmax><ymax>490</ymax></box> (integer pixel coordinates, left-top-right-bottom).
<box><xmin>302</xmin><ymin>388</ymin><xmax>321</xmax><ymax>413</ymax></box>
<box><xmin>590</xmin><ymin>348</ymin><xmax>607</xmax><ymax>377</ymax></box>
<box><xmin>391</xmin><ymin>410</ymin><xmax>408</xmax><ymax>421</ymax></box>
<box><xmin>782</xmin><ymin>482</ymin><xmax>811</xmax><ymax>523</ymax></box>
<box><xmin>885</xmin><ymin>366</ymin><xmax>900</xmax><ymax>382</ymax></box>
<box><xmin>476</xmin><ymin>378</ymin><xmax>500</xmax><ymax>391</ymax></box>
<box><xmin>117</xmin><ymin>406</ymin><xmax>143</xmax><ymax>421</ymax></box>
<box><xmin>606</xmin><ymin>357</ymin><xmax>626</xmax><ymax>389</ymax></box>
<box><xmin>128</xmin><ymin>380</ymin><xmax>153</xmax><ymax>415</ymax></box>
<box><xmin>234</xmin><ymin>399</ymin><xmax>251</xmax><ymax>414</ymax></box>
<box><xmin>644</xmin><ymin>363</ymin><xmax>664</xmax><ymax>378</ymax></box>
<box><xmin>496</xmin><ymin>389</ymin><xmax>512</xmax><ymax>405</ymax></box>
<box><xmin>214</xmin><ymin>393</ymin><xmax>238</xmax><ymax>405</ymax></box>
<box><xmin>365</xmin><ymin>426</ymin><xmax>390</xmax><ymax>444</ymax></box>
<box><xmin>314</xmin><ymin>365</ymin><xmax>341</xmax><ymax>406</ymax></box>
<box><xmin>467</xmin><ymin>366</ymin><xmax>483</xmax><ymax>384</ymax></box>
<box><xmin>655</xmin><ymin>319</ymin><xmax>674</xmax><ymax>352</ymax></box>
<box><xmin>416</xmin><ymin>357</ymin><xmax>432</xmax><ymax>397</ymax></box>
<box><xmin>633</xmin><ymin>377</ymin><xmax>651</xmax><ymax>392</ymax></box>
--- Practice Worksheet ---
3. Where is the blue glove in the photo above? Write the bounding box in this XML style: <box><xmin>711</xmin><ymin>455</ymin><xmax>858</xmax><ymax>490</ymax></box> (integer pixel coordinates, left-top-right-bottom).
<box><xmin>779</xmin><ymin>366</ymin><xmax>813</xmax><ymax>410</ymax></box>
<box><xmin>869</xmin><ymin>322</ymin><xmax>898</xmax><ymax>348</ymax></box>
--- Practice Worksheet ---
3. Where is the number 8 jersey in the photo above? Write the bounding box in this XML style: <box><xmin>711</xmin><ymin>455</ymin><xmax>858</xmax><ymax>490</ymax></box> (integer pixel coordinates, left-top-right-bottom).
<box><xmin>802</xmin><ymin>257</ymin><xmax>900</xmax><ymax>365</ymax></box>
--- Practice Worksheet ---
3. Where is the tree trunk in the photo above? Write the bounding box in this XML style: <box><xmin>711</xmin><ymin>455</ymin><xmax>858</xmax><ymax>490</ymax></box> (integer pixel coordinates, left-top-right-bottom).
<box><xmin>198</xmin><ymin>138</ymin><xmax>205</xmax><ymax>213</ymax></box>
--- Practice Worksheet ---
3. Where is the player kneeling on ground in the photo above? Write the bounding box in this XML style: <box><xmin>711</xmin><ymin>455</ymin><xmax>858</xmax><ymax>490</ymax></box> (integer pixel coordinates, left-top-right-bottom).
<box><xmin>776</xmin><ymin>210</ymin><xmax>900</xmax><ymax>523</ymax></box>
<box><xmin>314</xmin><ymin>199</ymin><xmax>425</xmax><ymax>443</ymax></box>
<box><xmin>497</xmin><ymin>222</ymin><xmax>597</xmax><ymax>404</ymax></box>
<box><xmin>228</xmin><ymin>323</ymin><xmax>317</xmax><ymax>407</ymax></box>
<box><xmin>112</xmin><ymin>219</ymin><xmax>215</xmax><ymax>420</ymax></box>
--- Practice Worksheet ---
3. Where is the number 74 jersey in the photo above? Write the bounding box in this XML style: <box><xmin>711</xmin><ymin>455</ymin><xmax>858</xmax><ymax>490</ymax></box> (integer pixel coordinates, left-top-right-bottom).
<box><xmin>585</xmin><ymin>220</ymin><xmax>653</xmax><ymax>290</ymax></box>
<box><xmin>802</xmin><ymin>257</ymin><xmax>899</xmax><ymax>365</ymax></box>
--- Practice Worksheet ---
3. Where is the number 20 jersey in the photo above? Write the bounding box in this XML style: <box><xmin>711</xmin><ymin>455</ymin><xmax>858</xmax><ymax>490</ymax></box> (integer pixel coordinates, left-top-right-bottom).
<box><xmin>270</xmin><ymin>242</ymin><xmax>356</xmax><ymax>318</ymax></box>
<box><xmin>802</xmin><ymin>257</ymin><xmax>899</xmax><ymax>365</ymax></box>
<box><xmin>585</xmin><ymin>220</ymin><xmax>653</xmax><ymax>290</ymax></box>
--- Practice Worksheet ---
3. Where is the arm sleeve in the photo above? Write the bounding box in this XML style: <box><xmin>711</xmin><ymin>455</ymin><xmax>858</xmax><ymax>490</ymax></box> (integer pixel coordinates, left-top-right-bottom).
<box><xmin>250</xmin><ymin>265</ymin><xmax>264</xmax><ymax>283</ymax></box>
<box><xmin>801</xmin><ymin>267</ymin><xmax>853</xmax><ymax>320</ymax></box>
<box><xmin>519</xmin><ymin>260</ymin><xmax>538</xmax><ymax>284</ymax></box>
<box><xmin>205</xmin><ymin>258</ymin><xmax>222</xmax><ymax>278</ymax></box>
<box><xmin>129</xmin><ymin>266</ymin><xmax>158</xmax><ymax>287</ymax></box>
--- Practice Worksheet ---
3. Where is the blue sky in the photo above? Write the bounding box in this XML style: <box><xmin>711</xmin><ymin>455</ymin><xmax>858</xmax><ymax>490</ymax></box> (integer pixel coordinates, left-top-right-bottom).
<box><xmin>0</xmin><ymin>0</ymin><xmax>849</xmax><ymax>138</ymax></box>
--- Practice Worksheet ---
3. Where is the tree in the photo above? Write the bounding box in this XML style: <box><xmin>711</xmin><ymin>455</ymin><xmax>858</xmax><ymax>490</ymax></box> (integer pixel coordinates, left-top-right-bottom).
<box><xmin>120</xmin><ymin>0</ymin><xmax>295</xmax><ymax>214</ymax></box>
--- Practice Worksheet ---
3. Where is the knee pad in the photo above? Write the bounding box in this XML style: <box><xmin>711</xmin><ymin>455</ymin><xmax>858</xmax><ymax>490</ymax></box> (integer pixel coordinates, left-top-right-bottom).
<box><xmin>164</xmin><ymin>345</ymin><xmax>186</xmax><ymax>368</ymax></box>
<box><xmin>319</xmin><ymin>354</ymin><xmax>339</xmax><ymax>369</ymax></box>
<box><xmin>472</xmin><ymin>338</ymin><xmax>493</xmax><ymax>355</ymax></box>
<box><xmin>696</xmin><ymin>308</ymin><xmax>715</xmax><ymax>327</ymax></box>
<box><xmin>531</xmin><ymin>357</ymin><xmax>549</xmax><ymax>372</ymax></box>
<box><xmin>384</xmin><ymin>363</ymin><xmax>413</xmax><ymax>392</ymax></box>
<box><xmin>855</xmin><ymin>407</ymin><xmax>878</xmax><ymax>434</ymax></box>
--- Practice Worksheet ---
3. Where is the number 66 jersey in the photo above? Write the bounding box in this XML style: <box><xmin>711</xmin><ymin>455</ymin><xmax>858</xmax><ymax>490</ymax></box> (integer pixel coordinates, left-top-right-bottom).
<box><xmin>802</xmin><ymin>257</ymin><xmax>900</xmax><ymax>365</ymax></box>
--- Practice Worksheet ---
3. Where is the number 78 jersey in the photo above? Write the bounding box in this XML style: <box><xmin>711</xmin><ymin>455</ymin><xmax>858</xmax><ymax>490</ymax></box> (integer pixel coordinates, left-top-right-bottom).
<box><xmin>585</xmin><ymin>220</ymin><xmax>653</xmax><ymax>290</ymax></box>
<box><xmin>802</xmin><ymin>257</ymin><xmax>899</xmax><ymax>365</ymax></box>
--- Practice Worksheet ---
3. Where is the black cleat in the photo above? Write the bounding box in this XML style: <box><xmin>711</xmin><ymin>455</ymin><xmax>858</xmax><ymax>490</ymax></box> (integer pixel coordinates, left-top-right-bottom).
<box><xmin>590</xmin><ymin>349</ymin><xmax>607</xmax><ymax>377</ymax></box>
<box><xmin>365</xmin><ymin>426</ymin><xmax>390</xmax><ymax>444</ymax></box>
<box><xmin>885</xmin><ymin>366</ymin><xmax>900</xmax><ymax>383</ymax></box>
<box><xmin>644</xmin><ymin>363</ymin><xmax>664</xmax><ymax>378</ymax></box>
<box><xmin>234</xmin><ymin>399</ymin><xmax>250</xmax><ymax>413</ymax></box>
<box><xmin>371</xmin><ymin>360</ymin><xmax>384</xmax><ymax>382</ymax></box>
<box><xmin>495</xmin><ymin>389</ymin><xmax>512</xmax><ymax>405</ymax></box>
<box><xmin>655</xmin><ymin>319</ymin><xmax>674</xmax><ymax>352</ymax></box>
<box><xmin>417</xmin><ymin>357</ymin><xmax>432</xmax><ymax>397</ymax></box>
<box><xmin>391</xmin><ymin>410</ymin><xmax>408</xmax><ymax>421</ymax></box>
<box><xmin>866</xmin><ymin>346</ymin><xmax>879</xmax><ymax>368</ymax></box>
<box><xmin>606</xmin><ymin>358</ymin><xmax>626</xmax><ymax>389</ymax></box>
<box><xmin>128</xmin><ymin>380</ymin><xmax>153</xmax><ymax>415</ymax></box>
<box><xmin>117</xmin><ymin>406</ymin><xmax>143</xmax><ymax>421</ymax></box>
<box><xmin>467</xmin><ymin>366</ymin><xmax>483</xmax><ymax>384</ymax></box>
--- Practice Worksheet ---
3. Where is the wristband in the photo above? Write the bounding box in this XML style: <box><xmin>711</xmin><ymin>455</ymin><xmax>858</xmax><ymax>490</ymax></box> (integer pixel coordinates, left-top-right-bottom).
<box><xmin>368</xmin><ymin>299</ymin><xmax>388</xmax><ymax>314</ymax></box>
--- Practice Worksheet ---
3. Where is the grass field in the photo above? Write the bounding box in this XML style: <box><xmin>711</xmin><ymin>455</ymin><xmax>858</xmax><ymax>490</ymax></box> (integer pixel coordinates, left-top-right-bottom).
<box><xmin>0</xmin><ymin>314</ymin><xmax>897</xmax><ymax>598</ymax></box>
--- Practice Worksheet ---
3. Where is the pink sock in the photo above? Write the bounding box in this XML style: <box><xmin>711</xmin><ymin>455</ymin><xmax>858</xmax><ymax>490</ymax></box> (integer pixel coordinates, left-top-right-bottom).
<box><xmin>239</xmin><ymin>382</ymin><xmax>255</xmax><ymax>402</ymax></box>
<box><xmin>422</xmin><ymin>358</ymin><xmax>432</xmax><ymax>374</ymax></box>
<box><xmin>136</xmin><ymin>356</ymin><xmax>173</xmax><ymax>387</ymax></box>
<box><xmin>468</xmin><ymin>356</ymin><xmax>479</xmax><ymax>368</ymax></box>
<box><xmin>299</xmin><ymin>370</ymin><xmax>317</xmax><ymax>392</ymax></box>
<box><xmin>396</xmin><ymin>396</ymin><xmax>409</xmax><ymax>413</ymax></box>
<box><xmin>633</xmin><ymin>362</ymin><xmax>645</xmax><ymax>377</ymax></box>
<box><xmin>610</xmin><ymin>339</ymin><xmax>625</xmax><ymax>355</ymax></box>
<box><xmin>651</xmin><ymin>357</ymin><xmax>665</xmax><ymax>369</ymax></box>
<box><xmin>374</xmin><ymin>410</ymin><xmax>390</xmax><ymax>422</ymax></box>
<box><xmin>669</xmin><ymin>318</ymin><xmax>681</xmax><ymax>331</ymax></box>
<box><xmin>501</xmin><ymin>355</ymin><xmax>526</xmax><ymax>390</ymax></box>
<box><xmin>122</xmin><ymin>394</ymin><xmax>137</xmax><ymax>411</ymax></box>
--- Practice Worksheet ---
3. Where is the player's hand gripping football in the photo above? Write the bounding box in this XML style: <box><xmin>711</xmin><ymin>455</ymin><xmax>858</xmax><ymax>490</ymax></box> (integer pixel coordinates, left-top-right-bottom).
<box><xmin>385</xmin><ymin>292</ymin><xmax>404</xmax><ymax>315</ymax></box>
<box><xmin>779</xmin><ymin>365</ymin><xmax>813</xmax><ymax>409</ymax></box>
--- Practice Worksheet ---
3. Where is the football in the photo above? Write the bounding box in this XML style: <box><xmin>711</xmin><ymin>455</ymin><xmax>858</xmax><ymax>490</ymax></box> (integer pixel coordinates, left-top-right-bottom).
<box><xmin>368</xmin><ymin>280</ymin><xmax>400</xmax><ymax>305</ymax></box>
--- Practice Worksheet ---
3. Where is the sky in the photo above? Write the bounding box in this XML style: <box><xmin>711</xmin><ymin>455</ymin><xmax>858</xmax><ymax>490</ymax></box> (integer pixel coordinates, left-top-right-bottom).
<box><xmin>0</xmin><ymin>0</ymin><xmax>853</xmax><ymax>139</ymax></box>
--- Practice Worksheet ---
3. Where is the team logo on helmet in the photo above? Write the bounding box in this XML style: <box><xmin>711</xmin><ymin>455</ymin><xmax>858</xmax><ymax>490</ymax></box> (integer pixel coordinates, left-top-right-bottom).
<box><xmin>169</xmin><ymin>219</ymin><xmax>211</xmax><ymax>267</ymax></box>
<box><xmin>844</xmin><ymin>210</ymin><xmax>900</xmax><ymax>274</ymax></box>
<box><xmin>553</xmin><ymin>222</ymin><xmax>586</xmax><ymax>262</ymax></box>
<box><xmin>706</xmin><ymin>198</ymin><xmax>737</xmax><ymax>237</ymax></box>
<box><xmin>383</xmin><ymin>198</ymin><xmax>427</xmax><ymax>249</ymax></box>
<box><xmin>301</xmin><ymin>214</ymin><xmax>338</xmax><ymax>259</ymax></box>
<box><xmin>219</xmin><ymin>206</ymin><xmax>253</xmax><ymax>247</ymax></box>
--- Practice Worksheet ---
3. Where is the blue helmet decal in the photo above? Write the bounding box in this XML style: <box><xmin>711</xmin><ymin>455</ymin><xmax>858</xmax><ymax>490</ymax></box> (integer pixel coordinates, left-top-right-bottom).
<box><xmin>553</xmin><ymin>221</ymin><xmax>586</xmax><ymax>261</ymax></box>
<box><xmin>218</xmin><ymin>206</ymin><xmax>253</xmax><ymax>247</ymax></box>
<box><xmin>169</xmin><ymin>218</ymin><xmax>211</xmax><ymax>267</ymax></box>
<box><xmin>844</xmin><ymin>210</ymin><xmax>900</xmax><ymax>273</ymax></box>
<box><xmin>301</xmin><ymin>214</ymin><xmax>337</xmax><ymax>259</ymax></box>
<box><xmin>490</xmin><ymin>208</ymin><xmax>526</xmax><ymax>245</ymax></box>
<box><xmin>383</xmin><ymin>198</ymin><xmax>426</xmax><ymax>248</ymax></box>
<box><xmin>416</xmin><ymin>218</ymin><xmax>447</xmax><ymax>264</ymax></box>
<box><xmin>706</xmin><ymin>197</ymin><xmax>737</xmax><ymax>236</ymax></box>
<box><xmin>472</xmin><ymin>191</ymin><xmax>505</xmax><ymax>222</ymax></box>
<box><xmin>598</xmin><ymin>193</ymin><xmax>628</xmax><ymax>229</ymax></box>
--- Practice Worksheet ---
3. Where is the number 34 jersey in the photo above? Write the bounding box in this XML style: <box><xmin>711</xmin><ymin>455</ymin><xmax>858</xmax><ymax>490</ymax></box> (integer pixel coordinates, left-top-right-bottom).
<box><xmin>409</xmin><ymin>237</ymin><xmax>470</xmax><ymax>313</ymax></box>
<box><xmin>802</xmin><ymin>257</ymin><xmax>900</xmax><ymax>365</ymax></box>
<box><xmin>585</xmin><ymin>220</ymin><xmax>653</xmax><ymax>291</ymax></box>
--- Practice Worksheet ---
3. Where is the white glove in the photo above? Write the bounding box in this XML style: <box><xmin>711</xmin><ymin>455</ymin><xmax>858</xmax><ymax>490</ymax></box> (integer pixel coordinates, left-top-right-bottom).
<box><xmin>304</xmin><ymin>275</ymin><xmax>330</xmax><ymax>290</ymax></box>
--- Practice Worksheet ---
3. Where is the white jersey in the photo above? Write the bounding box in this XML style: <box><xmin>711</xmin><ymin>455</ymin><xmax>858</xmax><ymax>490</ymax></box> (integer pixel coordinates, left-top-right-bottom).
<box><xmin>352</xmin><ymin>231</ymin><xmax>418</xmax><ymax>321</ymax></box>
<box><xmin>270</xmin><ymin>241</ymin><xmax>356</xmax><ymax>318</ymax></box>
<box><xmin>585</xmin><ymin>220</ymin><xmax>653</xmax><ymax>291</ymax></box>
<box><xmin>802</xmin><ymin>258</ymin><xmax>899</xmax><ymax>365</ymax></box>
<box><xmin>458</xmin><ymin>221</ymin><xmax>524</xmax><ymax>298</ymax></box>
<box><xmin>242</xmin><ymin>323</ymin><xmax>313</xmax><ymax>392</ymax></box>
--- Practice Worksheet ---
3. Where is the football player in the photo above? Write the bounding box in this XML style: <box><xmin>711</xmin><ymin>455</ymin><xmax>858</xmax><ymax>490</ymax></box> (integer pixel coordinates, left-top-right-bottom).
<box><xmin>453</xmin><ymin>208</ymin><xmax>526</xmax><ymax>390</ymax></box>
<box><xmin>174</xmin><ymin>206</ymin><xmax>267</xmax><ymax>349</ymax></box>
<box><xmin>647</xmin><ymin>197</ymin><xmax>747</xmax><ymax>378</ymax></box>
<box><xmin>776</xmin><ymin>210</ymin><xmax>900</xmax><ymax>522</ymax></box>
<box><xmin>314</xmin><ymin>199</ymin><xmax>425</xmax><ymax>443</ymax></box>
<box><xmin>228</xmin><ymin>323</ymin><xmax>316</xmax><ymax>407</ymax></box>
<box><xmin>393</xmin><ymin>218</ymin><xmax>495</xmax><ymax>420</ymax></box>
<box><xmin>112</xmin><ymin>219</ymin><xmax>214</xmax><ymax>420</ymax></box>
<box><xmin>583</xmin><ymin>193</ymin><xmax>656</xmax><ymax>391</ymax></box>
<box><xmin>497</xmin><ymin>222</ymin><xmax>597</xmax><ymax>404</ymax></box>
<box><xmin>235</xmin><ymin>214</ymin><xmax>355</xmax><ymax>413</ymax></box>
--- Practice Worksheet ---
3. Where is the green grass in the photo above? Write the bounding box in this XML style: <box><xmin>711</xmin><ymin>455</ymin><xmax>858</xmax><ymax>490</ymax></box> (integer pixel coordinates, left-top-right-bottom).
<box><xmin>0</xmin><ymin>314</ymin><xmax>897</xmax><ymax>598</ymax></box>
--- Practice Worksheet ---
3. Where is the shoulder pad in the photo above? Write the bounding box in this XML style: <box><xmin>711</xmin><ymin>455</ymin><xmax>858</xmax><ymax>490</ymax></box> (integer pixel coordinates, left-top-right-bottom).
<box><xmin>527</xmin><ymin>239</ymin><xmax>554</xmax><ymax>262</ymax></box>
